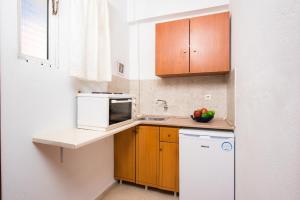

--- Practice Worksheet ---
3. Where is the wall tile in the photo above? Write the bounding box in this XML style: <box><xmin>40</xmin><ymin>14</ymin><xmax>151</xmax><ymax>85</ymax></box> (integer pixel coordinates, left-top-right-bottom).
<box><xmin>131</xmin><ymin>76</ymin><xmax>228</xmax><ymax>118</ymax></box>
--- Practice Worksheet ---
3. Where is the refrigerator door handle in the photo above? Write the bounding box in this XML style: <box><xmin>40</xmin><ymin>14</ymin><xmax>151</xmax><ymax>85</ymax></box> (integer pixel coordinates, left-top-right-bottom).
<box><xmin>181</xmin><ymin>133</ymin><xmax>201</xmax><ymax>138</ymax></box>
<box><xmin>181</xmin><ymin>134</ymin><xmax>211</xmax><ymax>139</ymax></box>
<box><xmin>210</xmin><ymin>136</ymin><xmax>233</xmax><ymax>140</ymax></box>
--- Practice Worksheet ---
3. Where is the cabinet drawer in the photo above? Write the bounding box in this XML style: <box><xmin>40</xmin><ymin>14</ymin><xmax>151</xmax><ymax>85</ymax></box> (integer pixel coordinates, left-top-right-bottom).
<box><xmin>160</xmin><ymin>127</ymin><xmax>179</xmax><ymax>143</ymax></box>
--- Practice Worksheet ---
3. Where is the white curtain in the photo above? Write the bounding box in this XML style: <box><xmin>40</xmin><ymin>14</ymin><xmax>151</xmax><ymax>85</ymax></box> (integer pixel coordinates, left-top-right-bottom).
<box><xmin>59</xmin><ymin>0</ymin><xmax>112</xmax><ymax>82</ymax></box>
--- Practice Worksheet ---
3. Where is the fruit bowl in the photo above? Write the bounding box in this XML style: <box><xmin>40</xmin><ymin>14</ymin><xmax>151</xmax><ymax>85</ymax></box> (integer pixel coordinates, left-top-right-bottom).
<box><xmin>190</xmin><ymin>115</ymin><xmax>214</xmax><ymax>123</ymax></box>
<box><xmin>191</xmin><ymin>108</ymin><xmax>215</xmax><ymax>123</ymax></box>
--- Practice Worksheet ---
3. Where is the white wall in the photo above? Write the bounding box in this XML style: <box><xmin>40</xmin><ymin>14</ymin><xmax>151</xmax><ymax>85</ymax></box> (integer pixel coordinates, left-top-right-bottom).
<box><xmin>231</xmin><ymin>0</ymin><xmax>300</xmax><ymax>199</ymax></box>
<box><xmin>127</xmin><ymin>0</ymin><xmax>229</xmax><ymax>22</ymax></box>
<box><xmin>129</xmin><ymin>22</ymin><xmax>157</xmax><ymax>80</ymax></box>
<box><xmin>0</xmin><ymin>0</ymin><xmax>132</xmax><ymax>199</ymax></box>
<box><xmin>109</xmin><ymin>0</ymin><xmax>130</xmax><ymax>78</ymax></box>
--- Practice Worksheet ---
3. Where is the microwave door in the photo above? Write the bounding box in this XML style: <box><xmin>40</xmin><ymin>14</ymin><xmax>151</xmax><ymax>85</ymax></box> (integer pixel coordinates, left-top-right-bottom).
<box><xmin>109</xmin><ymin>99</ymin><xmax>132</xmax><ymax>125</ymax></box>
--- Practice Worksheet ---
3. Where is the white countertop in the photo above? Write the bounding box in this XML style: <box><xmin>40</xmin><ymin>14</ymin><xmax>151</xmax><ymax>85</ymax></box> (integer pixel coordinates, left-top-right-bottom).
<box><xmin>32</xmin><ymin>117</ymin><xmax>234</xmax><ymax>149</ymax></box>
<box><xmin>32</xmin><ymin>121</ymin><xmax>140</xmax><ymax>149</ymax></box>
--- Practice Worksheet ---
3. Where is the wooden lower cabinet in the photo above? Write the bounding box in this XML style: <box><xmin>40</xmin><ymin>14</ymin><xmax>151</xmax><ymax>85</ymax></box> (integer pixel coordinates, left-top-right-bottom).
<box><xmin>159</xmin><ymin>142</ymin><xmax>179</xmax><ymax>192</ymax></box>
<box><xmin>114</xmin><ymin>125</ymin><xmax>179</xmax><ymax>193</ymax></box>
<box><xmin>136</xmin><ymin>126</ymin><xmax>160</xmax><ymax>187</ymax></box>
<box><xmin>160</xmin><ymin>127</ymin><xmax>179</xmax><ymax>143</ymax></box>
<box><xmin>114</xmin><ymin>128</ymin><xmax>136</xmax><ymax>183</ymax></box>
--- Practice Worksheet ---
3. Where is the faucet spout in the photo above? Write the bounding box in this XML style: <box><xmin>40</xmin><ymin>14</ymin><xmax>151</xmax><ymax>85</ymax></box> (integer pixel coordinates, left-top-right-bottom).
<box><xmin>156</xmin><ymin>99</ymin><xmax>168</xmax><ymax>111</ymax></box>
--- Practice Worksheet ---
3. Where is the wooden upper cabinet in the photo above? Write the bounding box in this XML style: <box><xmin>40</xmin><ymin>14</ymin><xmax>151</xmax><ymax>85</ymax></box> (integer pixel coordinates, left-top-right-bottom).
<box><xmin>155</xmin><ymin>12</ymin><xmax>230</xmax><ymax>77</ymax></box>
<box><xmin>190</xmin><ymin>12</ymin><xmax>230</xmax><ymax>74</ymax></box>
<box><xmin>156</xmin><ymin>19</ymin><xmax>190</xmax><ymax>76</ymax></box>
<box><xmin>114</xmin><ymin>128</ymin><xmax>136</xmax><ymax>183</ymax></box>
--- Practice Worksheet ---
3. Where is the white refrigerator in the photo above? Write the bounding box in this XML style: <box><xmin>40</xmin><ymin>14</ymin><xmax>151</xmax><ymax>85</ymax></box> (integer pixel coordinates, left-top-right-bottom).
<box><xmin>179</xmin><ymin>129</ymin><xmax>235</xmax><ymax>200</ymax></box>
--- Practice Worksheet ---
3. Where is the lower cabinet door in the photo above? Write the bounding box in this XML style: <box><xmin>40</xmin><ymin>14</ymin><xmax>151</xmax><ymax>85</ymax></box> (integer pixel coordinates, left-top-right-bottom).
<box><xmin>159</xmin><ymin>142</ymin><xmax>179</xmax><ymax>192</ymax></box>
<box><xmin>114</xmin><ymin>128</ymin><xmax>136</xmax><ymax>182</ymax></box>
<box><xmin>136</xmin><ymin>126</ymin><xmax>160</xmax><ymax>187</ymax></box>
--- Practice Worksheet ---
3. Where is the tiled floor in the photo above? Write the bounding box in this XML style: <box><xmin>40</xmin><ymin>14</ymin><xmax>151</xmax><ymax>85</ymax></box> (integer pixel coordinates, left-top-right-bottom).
<box><xmin>101</xmin><ymin>183</ymin><xmax>179</xmax><ymax>200</ymax></box>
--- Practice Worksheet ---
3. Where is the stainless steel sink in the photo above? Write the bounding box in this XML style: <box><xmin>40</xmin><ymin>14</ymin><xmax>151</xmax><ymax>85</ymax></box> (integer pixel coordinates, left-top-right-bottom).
<box><xmin>138</xmin><ymin>117</ymin><xmax>166</xmax><ymax>121</ymax></box>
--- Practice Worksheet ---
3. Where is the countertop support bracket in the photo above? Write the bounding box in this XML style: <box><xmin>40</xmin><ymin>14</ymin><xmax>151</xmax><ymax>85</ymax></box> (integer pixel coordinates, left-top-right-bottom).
<box><xmin>60</xmin><ymin>147</ymin><xmax>64</xmax><ymax>163</ymax></box>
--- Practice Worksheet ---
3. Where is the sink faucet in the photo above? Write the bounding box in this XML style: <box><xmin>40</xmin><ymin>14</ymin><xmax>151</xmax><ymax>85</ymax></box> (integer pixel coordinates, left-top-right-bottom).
<box><xmin>156</xmin><ymin>99</ymin><xmax>168</xmax><ymax>111</ymax></box>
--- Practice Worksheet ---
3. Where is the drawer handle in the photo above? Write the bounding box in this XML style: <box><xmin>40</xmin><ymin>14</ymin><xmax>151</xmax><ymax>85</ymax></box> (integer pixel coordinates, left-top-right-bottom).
<box><xmin>168</xmin><ymin>134</ymin><xmax>171</xmax><ymax>137</ymax></box>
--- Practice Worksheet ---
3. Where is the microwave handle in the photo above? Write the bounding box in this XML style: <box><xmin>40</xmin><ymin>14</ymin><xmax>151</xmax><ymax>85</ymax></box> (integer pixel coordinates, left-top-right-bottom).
<box><xmin>111</xmin><ymin>99</ymin><xmax>132</xmax><ymax>104</ymax></box>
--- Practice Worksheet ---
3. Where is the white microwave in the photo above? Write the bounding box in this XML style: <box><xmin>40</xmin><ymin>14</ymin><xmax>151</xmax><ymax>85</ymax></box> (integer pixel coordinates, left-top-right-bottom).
<box><xmin>77</xmin><ymin>93</ymin><xmax>134</xmax><ymax>131</ymax></box>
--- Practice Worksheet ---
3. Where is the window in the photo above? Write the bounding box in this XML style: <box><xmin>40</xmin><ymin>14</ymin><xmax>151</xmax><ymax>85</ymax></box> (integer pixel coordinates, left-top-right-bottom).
<box><xmin>19</xmin><ymin>0</ymin><xmax>59</xmax><ymax>66</ymax></box>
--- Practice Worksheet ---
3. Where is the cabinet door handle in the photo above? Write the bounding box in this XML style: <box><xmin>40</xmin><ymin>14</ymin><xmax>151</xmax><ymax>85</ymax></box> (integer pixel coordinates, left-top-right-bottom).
<box><xmin>159</xmin><ymin>148</ymin><xmax>163</xmax><ymax>151</ymax></box>
<box><xmin>183</xmin><ymin>50</ymin><xmax>188</xmax><ymax>54</ymax></box>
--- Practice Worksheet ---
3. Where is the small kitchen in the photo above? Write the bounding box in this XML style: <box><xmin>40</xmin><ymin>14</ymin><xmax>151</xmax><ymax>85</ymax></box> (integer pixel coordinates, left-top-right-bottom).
<box><xmin>32</xmin><ymin>4</ymin><xmax>235</xmax><ymax>199</ymax></box>
<box><xmin>1</xmin><ymin>0</ymin><xmax>300</xmax><ymax>200</ymax></box>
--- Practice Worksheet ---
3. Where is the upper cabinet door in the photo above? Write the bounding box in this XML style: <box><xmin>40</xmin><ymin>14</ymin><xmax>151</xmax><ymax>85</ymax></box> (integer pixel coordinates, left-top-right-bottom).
<box><xmin>190</xmin><ymin>12</ymin><xmax>230</xmax><ymax>74</ymax></box>
<box><xmin>156</xmin><ymin>19</ymin><xmax>190</xmax><ymax>76</ymax></box>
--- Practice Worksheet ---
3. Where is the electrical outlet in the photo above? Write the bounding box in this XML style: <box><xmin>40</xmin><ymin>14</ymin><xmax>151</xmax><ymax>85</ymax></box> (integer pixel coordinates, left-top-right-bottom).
<box><xmin>205</xmin><ymin>94</ymin><xmax>212</xmax><ymax>100</ymax></box>
<box><xmin>117</xmin><ymin>62</ymin><xmax>124</xmax><ymax>74</ymax></box>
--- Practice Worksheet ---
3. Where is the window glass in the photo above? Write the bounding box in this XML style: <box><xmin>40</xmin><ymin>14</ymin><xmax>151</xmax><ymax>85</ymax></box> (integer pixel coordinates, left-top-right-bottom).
<box><xmin>20</xmin><ymin>0</ymin><xmax>48</xmax><ymax>60</ymax></box>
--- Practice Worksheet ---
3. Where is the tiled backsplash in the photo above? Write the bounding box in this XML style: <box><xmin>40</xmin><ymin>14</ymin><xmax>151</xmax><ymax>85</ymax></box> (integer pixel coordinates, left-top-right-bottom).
<box><xmin>130</xmin><ymin>76</ymin><xmax>228</xmax><ymax>118</ymax></box>
<box><xmin>73</xmin><ymin>78</ymin><xmax>108</xmax><ymax>93</ymax></box>
<box><xmin>75</xmin><ymin>75</ymin><xmax>229</xmax><ymax>119</ymax></box>
<box><xmin>73</xmin><ymin>75</ymin><xmax>129</xmax><ymax>93</ymax></box>
<box><xmin>108</xmin><ymin>75</ymin><xmax>130</xmax><ymax>93</ymax></box>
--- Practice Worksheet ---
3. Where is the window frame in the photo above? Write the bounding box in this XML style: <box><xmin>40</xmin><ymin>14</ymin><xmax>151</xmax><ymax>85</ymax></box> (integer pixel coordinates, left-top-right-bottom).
<box><xmin>18</xmin><ymin>0</ymin><xmax>59</xmax><ymax>68</ymax></box>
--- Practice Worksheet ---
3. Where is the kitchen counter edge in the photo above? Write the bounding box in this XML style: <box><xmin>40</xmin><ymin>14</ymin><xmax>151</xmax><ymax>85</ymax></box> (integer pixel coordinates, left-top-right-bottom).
<box><xmin>32</xmin><ymin>118</ymin><xmax>234</xmax><ymax>149</ymax></box>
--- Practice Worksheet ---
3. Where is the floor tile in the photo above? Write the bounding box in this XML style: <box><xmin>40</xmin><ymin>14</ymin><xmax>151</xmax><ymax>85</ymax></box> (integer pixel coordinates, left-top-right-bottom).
<box><xmin>102</xmin><ymin>183</ymin><xmax>178</xmax><ymax>200</ymax></box>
